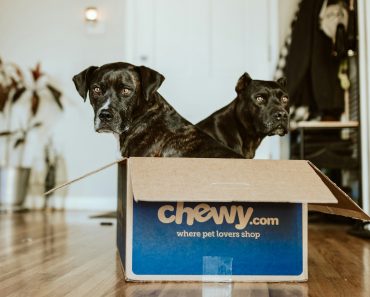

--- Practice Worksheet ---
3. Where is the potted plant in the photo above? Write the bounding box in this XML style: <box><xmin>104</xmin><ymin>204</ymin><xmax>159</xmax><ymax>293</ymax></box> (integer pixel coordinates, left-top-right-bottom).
<box><xmin>0</xmin><ymin>59</ymin><xmax>63</xmax><ymax>211</ymax></box>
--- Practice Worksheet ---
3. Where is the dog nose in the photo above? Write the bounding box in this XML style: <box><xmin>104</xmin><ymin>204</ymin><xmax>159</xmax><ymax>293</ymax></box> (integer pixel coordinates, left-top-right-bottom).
<box><xmin>274</xmin><ymin>111</ymin><xmax>288</xmax><ymax>121</ymax></box>
<box><xmin>99</xmin><ymin>110</ymin><xmax>113</xmax><ymax>122</ymax></box>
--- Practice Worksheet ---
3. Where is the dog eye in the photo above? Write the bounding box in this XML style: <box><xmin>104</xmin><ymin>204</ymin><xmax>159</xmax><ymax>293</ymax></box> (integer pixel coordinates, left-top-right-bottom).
<box><xmin>281</xmin><ymin>96</ymin><xmax>289</xmax><ymax>104</ymax></box>
<box><xmin>256</xmin><ymin>96</ymin><xmax>265</xmax><ymax>104</ymax></box>
<box><xmin>93</xmin><ymin>87</ymin><xmax>101</xmax><ymax>94</ymax></box>
<box><xmin>121</xmin><ymin>88</ymin><xmax>131</xmax><ymax>96</ymax></box>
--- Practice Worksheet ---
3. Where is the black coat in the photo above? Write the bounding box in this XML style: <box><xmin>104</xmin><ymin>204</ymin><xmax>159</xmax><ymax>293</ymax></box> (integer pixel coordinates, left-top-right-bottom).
<box><xmin>284</xmin><ymin>0</ymin><xmax>344</xmax><ymax>116</ymax></box>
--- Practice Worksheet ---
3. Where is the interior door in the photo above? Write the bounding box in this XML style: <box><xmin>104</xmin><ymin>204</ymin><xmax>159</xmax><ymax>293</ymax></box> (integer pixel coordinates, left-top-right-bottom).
<box><xmin>124</xmin><ymin>0</ymin><xmax>279</xmax><ymax>158</ymax></box>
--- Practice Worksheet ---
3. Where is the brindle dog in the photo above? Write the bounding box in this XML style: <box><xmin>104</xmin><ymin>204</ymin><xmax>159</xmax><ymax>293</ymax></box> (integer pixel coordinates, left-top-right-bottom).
<box><xmin>196</xmin><ymin>73</ymin><xmax>289</xmax><ymax>158</ymax></box>
<box><xmin>73</xmin><ymin>62</ymin><xmax>242</xmax><ymax>158</ymax></box>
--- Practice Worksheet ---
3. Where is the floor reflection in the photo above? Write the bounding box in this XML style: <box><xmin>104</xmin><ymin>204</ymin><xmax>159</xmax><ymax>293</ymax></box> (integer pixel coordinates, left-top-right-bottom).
<box><xmin>363</xmin><ymin>245</ymin><xmax>370</xmax><ymax>295</ymax></box>
<box><xmin>2</xmin><ymin>211</ymin><xmax>369</xmax><ymax>297</ymax></box>
<box><xmin>119</xmin><ymin>282</ymin><xmax>308</xmax><ymax>297</ymax></box>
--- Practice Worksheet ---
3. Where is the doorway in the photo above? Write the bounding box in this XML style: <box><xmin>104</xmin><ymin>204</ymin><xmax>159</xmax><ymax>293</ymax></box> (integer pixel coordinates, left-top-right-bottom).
<box><xmin>123</xmin><ymin>0</ymin><xmax>280</xmax><ymax>158</ymax></box>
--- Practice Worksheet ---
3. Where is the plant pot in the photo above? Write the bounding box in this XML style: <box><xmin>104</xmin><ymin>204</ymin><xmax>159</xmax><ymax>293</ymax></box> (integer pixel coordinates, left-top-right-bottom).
<box><xmin>0</xmin><ymin>166</ymin><xmax>31</xmax><ymax>211</ymax></box>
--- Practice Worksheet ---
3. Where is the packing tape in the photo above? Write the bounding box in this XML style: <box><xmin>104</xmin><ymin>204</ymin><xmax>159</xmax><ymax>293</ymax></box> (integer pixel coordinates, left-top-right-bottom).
<box><xmin>202</xmin><ymin>283</ymin><xmax>233</xmax><ymax>297</ymax></box>
<box><xmin>202</xmin><ymin>256</ymin><xmax>233</xmax><ymax>282</ymax></box>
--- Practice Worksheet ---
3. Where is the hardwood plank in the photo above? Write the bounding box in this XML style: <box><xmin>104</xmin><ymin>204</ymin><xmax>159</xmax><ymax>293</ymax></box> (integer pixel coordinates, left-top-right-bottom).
<box><xmin>0</xmin><ymin>211</ymin><xmax>369</xmax><ymax>297</ymax></box>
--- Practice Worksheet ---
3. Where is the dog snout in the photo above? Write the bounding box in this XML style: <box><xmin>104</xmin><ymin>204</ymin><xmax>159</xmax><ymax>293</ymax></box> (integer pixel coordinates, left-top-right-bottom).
<box><xmin>273</xmin><ymin>111</ymin><xmax>288</xmax><ymax>121</ymax></box>
<box><xmin>99</xmin><ymin>109</ymin><xmax>113</xmax><ymax>122</ymax></box>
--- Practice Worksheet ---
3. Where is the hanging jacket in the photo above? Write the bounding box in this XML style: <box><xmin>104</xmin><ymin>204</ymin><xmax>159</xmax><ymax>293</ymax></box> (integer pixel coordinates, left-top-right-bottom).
<box><xmin>284</xmin><ymin>0</ymin><xmax>344</xmax><ymax>116</ymax></box>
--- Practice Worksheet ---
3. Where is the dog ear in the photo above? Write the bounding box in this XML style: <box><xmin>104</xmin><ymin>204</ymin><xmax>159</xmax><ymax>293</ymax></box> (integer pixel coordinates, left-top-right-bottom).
<box><xmin>72</xmin><ymin>66</ymin><xmax>98</xmax><ymax>101</ymax></box>
<box><xmin>276</xmin><ymin>77</ymin><xmax>287</xmax><ymax>88</ymax></box>
<box><xmin>138</xmin><ymin>66</ymin><xmax>165</xmax><ymax>101</ymax></box>
<box><xmin>235</xmin><ymin>72</ymin><xmax>252</xmax><ymax>93</ymax></box>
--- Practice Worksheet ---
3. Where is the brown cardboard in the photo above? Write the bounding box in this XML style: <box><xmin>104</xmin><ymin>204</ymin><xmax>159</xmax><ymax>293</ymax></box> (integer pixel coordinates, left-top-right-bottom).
<box><xmin>119</xmin><ymin>160</ymin><xmax>309</xmax><ymax>282</ymax></box>
<box><xmin>45</xmin><ymin>157</ymin><xmax>370</xmax><ymax>221</ymax></box>
<box><xmin>308</xmin><ymin>162</ymin><xmax>370</xmax><ymax>221</ymax></box>
<box><xmin>129</xmin><ymin>157</ymin><xmax>338</xmax><ymax>203</ymax></box>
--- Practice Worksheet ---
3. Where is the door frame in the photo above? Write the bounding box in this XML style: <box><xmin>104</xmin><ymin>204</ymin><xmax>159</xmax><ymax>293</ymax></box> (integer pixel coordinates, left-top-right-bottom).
<box><xmin>122</xmin><ymin>0</ymin><xmax>281</xmax><ymax>159</ymax></box>
<box><xmin>123</xmin><ymin>0</ymin><xmax>280</xmax><ymax>72</ymax></box>
<box><xmin>358</xmin><ymin>0</ymin><xmax>370</xmax><ymax>215</ymax></box>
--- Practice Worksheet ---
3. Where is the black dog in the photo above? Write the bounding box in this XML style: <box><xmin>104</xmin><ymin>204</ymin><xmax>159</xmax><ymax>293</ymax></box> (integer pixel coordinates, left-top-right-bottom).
<box><xmin>196</xmin><ymin>73</ymin><xmax>289</xmax><ymax>158</ymax></box>
<box><xmin>73</xmin><ymin>62</ymin><xmax>242</xmax><ymax>158</ymax></box>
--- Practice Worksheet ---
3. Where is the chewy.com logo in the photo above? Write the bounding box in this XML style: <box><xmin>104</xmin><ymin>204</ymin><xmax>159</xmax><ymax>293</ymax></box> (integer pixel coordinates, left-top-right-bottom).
<box><xmin>157</xmin><ymin>202</ymin><xmax>279</xmax><ymax>230</ymax></box>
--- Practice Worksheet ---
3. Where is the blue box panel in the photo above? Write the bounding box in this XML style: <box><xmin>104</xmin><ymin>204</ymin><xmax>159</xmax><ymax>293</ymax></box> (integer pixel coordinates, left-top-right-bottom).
<box><xmin>131</xmin><ymin>201</ymin><xmax>303</xmax><ymax>276</ymax></box>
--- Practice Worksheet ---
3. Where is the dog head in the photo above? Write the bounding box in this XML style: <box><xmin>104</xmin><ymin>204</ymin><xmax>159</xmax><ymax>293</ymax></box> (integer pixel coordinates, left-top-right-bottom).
<box><xmin>72</xmin><ymin>62</ymin><xmax>164</xmax><ymax>134</ymax></box>
<box><xmin>235</xmin><ymin>72</ymin><xmax>289</xmax><ymax>137</ymax></box>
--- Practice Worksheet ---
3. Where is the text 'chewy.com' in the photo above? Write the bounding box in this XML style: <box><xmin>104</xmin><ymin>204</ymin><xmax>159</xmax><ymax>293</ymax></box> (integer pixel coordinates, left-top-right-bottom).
<box><xmin>157</xmin><ymin>202</ymin><xmax>280</xmax><ymax>240</ymax></box>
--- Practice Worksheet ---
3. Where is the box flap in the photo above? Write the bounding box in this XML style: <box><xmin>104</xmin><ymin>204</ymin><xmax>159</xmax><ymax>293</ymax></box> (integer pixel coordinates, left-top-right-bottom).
<box><xmin>128</xmin><ymin>157</ymin><xmax>338</xmax><ymax>204</ymax></box>
<box><xmin>44</xmin><ymin>158</ymin><xmax>127</xmax><ymax>196</ymax></box>
<box><xmin>307</xmin><ymin>162</ymin><xmax>370</xmax><ymax>221</ymax></box>
<box><xmin>45</xmin><ymin>156</ymin><xmax>369</xmax><ymax>222</ymax></box>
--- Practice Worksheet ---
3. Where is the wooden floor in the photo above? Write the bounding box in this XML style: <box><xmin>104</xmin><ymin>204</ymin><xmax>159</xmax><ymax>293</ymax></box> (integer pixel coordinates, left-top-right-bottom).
<box><xmin>0</xmin><ymin>211</ymin><xmax>369</xmax><ymax>297</ymax></box>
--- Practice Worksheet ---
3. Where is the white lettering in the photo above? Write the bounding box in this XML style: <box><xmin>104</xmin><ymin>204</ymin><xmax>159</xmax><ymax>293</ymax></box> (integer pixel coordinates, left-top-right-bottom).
<box><xmin>158</xmin><ymin>205</ymin><xmax>175</xmax><ymax>223</ymax></box>
<box><xmin>193</xmin><ymin>203</ymin><xmax>213</xmax><ymax>223</ymax></box>
<box><xmin>211</xmin><ymin>206</ymin><xmax>237</xmax><ymax>225</ymax></box>
<box><xmin>175</xmin><ymin>202</ymin><xmax>196</xmax><ymax>225</ymax></box>
<box><xmin>157</xmin><ymin>202</ymin><xmax>279</xmax><ymax>230</ymax></box>
<box><xmin>235</xmin><ymin>206</ymin><xmax>253</xmax><ymax>230</ymax></box>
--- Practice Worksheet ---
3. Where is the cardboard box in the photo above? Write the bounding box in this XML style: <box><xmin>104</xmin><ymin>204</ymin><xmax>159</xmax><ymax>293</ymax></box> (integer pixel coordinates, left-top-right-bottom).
<box><xmin>115</xmin><ymin>157</ymin><xmax>370</xmax><ymax>282</ymax></box>
<box><xmin>48</xmin><ymin>157</ymin><xmax>369</xmax><ymax>282</ymax></box>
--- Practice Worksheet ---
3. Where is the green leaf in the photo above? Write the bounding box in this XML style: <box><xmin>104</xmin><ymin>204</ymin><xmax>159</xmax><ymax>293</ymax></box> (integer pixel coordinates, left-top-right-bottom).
<box><xmin>12</xmin><ymin>86</ymin><xmax>26</xmax><ymax>103</ymax></box>
<box><xmin>0</xmin><ymin>131</ymin><xmax>13</xmax><ymax>137</ymax></box>
<box><xmin>46</xmin><ymin>84</ymin><xmax>63</xmax><ymax>110</ymax></box>
<box><xmin>32</xmin><ymin>122</ymin><xmax>42</xmax><ymax>128</ymax></box>
<box><xmin>31</xmin><ymin>91</ymin><xmax>40</xmax><ymax>116</ymax></box>
<box><xmin>0</xmin><ymin>85</ymin><xmax>9</xmax><ymax>112</ymax></box>
<box><xmin>31</xmin><ymin>63</ymin><xmax>43</xmax><ymax>82</ymax></box>
<box><xmin>0</xmin><ymin>84</ymin><xmax>11</xmax><ymax>112</ymax></box>
<box><xmin>28</xmin><ymin>122</ymin><xmax>43</xmax><ymax>131</ymax></box>
<box><xmin>14</xmin><ymin>138</ymin><xmax>25</xmax><ymax>148</ymax></box>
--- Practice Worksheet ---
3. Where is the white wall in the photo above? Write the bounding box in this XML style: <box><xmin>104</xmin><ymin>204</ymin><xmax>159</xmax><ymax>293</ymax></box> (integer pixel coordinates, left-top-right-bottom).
<box><xmin>358</xmin><ymin>0</ymin><xmax>370</xmax><ymax>216</ymax></box>
<box><xmin>124</xmin><ymin>0</ymin><xmax>282</xmax><ymax>160</ymax></box>
<box><xmin>0</xmin><ymin>0</ymin><xmax>300</xmax><ymax>210</ymax></box>
<box><xmin>0</xmin><ymin>0</ymin><xmax>126</xmax><ymax>210</ymax></box>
